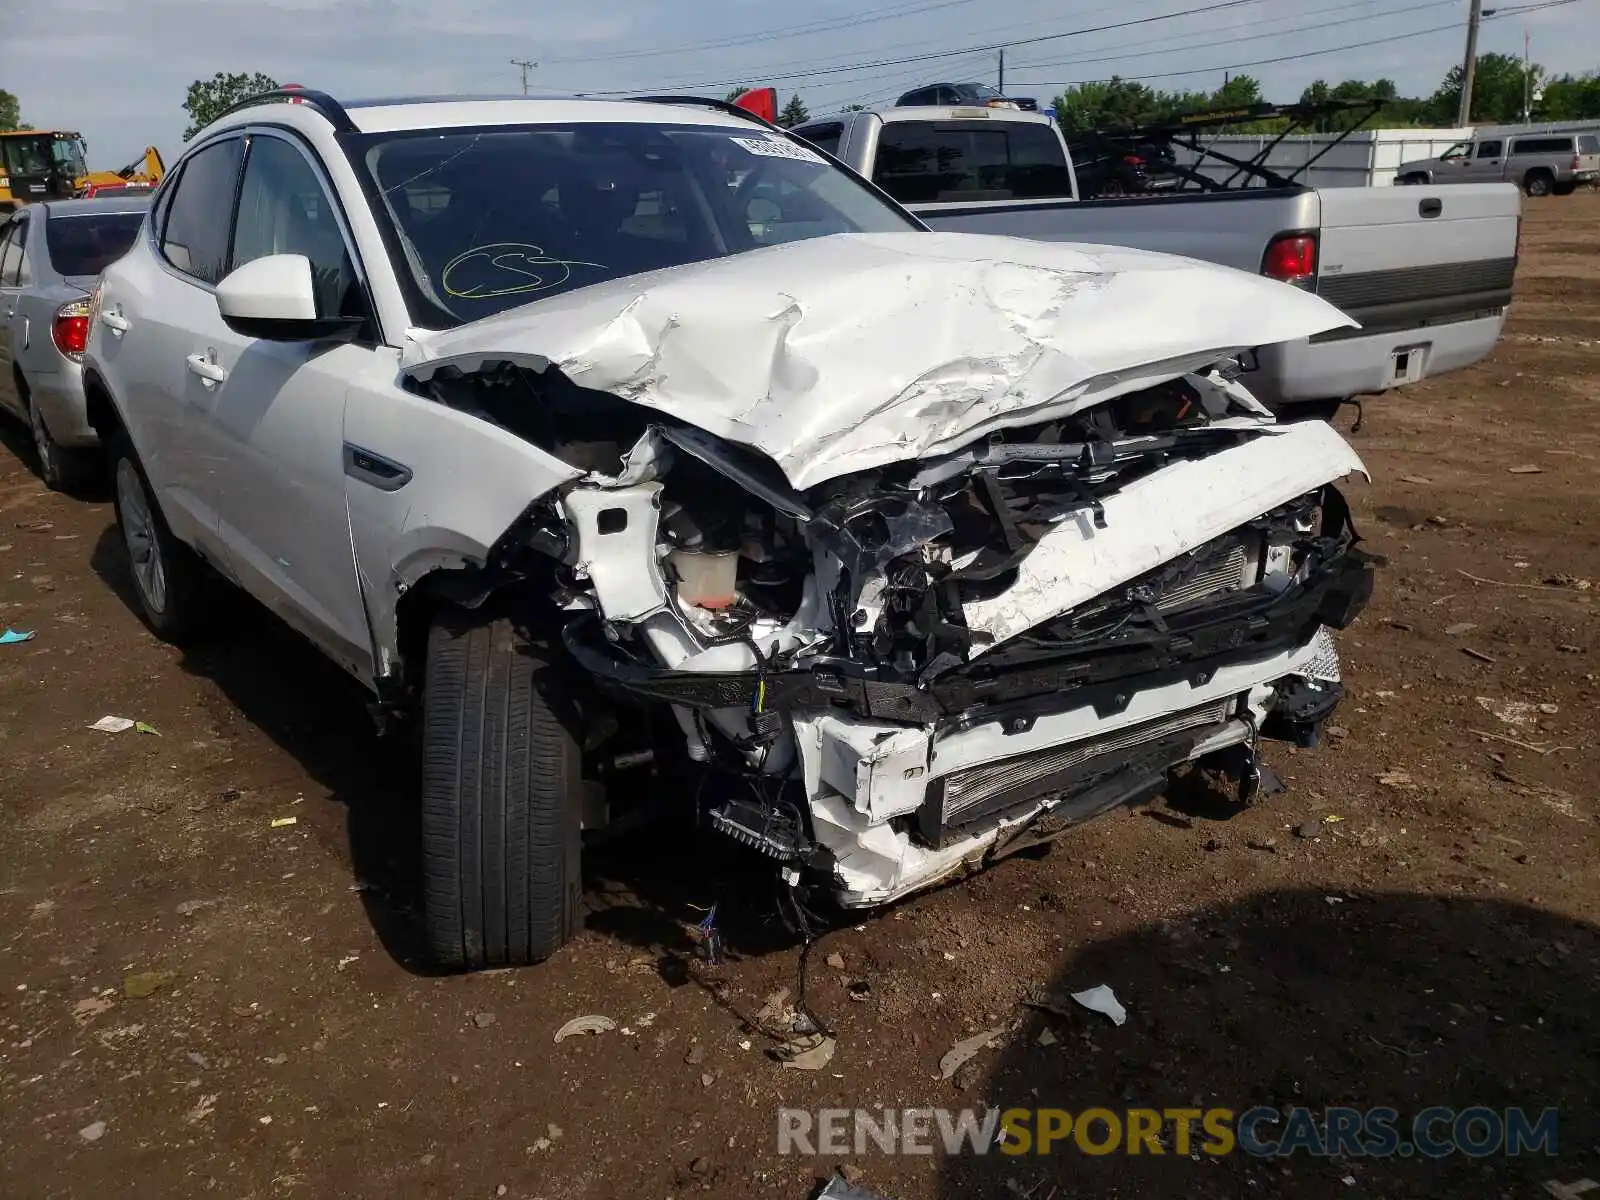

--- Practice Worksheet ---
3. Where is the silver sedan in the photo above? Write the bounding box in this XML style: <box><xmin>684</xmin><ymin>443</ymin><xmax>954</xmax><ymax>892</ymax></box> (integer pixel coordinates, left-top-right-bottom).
<box><xmin>0</xmin><ymin>194</ymin><xmax>152</xmax><ymax>489</ymax></box>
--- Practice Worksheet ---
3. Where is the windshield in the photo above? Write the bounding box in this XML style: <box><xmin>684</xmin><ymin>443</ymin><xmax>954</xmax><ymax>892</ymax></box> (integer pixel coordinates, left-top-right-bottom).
<box><xmin>355</xmin><ymin>122</ymin><xmax>919</xmax><ymax>327</ymax></box>
<box><xmin>52</xmin><ymin>137</ymin><xmax>88</xmax><ymax>177</ymax></box>
<box><xmin>45</xmin><ymin>210</ymin><xmax>146</xmax><ymax>278</ymax></box>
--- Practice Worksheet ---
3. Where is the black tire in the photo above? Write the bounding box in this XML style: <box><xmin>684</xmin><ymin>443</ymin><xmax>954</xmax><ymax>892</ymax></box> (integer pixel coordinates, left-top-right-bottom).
<box><xmin>109</xmin><ymin>430</ymin><xmax>205</xmax><ymax>641</ymax></box>
<box><xmin>420</xmin><ymin>613</ymin><xmax>582</xmax><ymax>971</ymax></box>
<box><xmin>25</xmin><ymin>382</ymin><xmax>100</xmax><ymax>492</ymax></box>
<box><xmin>1524</xmin><ymin>170</ymin><xmax>1553</xmax><ymax>197</ymax></box>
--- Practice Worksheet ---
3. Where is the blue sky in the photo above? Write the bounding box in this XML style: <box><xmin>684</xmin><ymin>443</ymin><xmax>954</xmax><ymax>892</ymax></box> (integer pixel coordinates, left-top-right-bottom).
<box><xmin>7</xmin><ymin>0</ymin><xmax>1596</xmax><ymax>163</ymax></box>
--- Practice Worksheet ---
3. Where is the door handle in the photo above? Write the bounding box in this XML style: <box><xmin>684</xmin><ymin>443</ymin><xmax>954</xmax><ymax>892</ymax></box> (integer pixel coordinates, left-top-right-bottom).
<box><xmin>185</xmin><ymin>353</ymin><xmax>228</xmax><ymax>386</ymax></box>
<box><xmin>343</xmin><ymin>443</ymin><xmax>413</xmax><ymax>491</ymax></box>
<box><xmin>101</xmin><ymin>312</ymin><xmax>130</xmax><ymax>334</ymax></box>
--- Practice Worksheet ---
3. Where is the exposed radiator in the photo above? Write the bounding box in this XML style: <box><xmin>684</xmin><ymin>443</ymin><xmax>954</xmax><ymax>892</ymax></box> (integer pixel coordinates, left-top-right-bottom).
<box><xmin>941</xmin><ymin>698</ymin><xmax>1234</xmax><ymax>824</ymax></box>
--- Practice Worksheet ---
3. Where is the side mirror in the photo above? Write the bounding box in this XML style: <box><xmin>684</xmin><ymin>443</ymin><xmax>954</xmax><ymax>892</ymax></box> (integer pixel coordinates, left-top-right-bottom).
<box><xmin>215</xmin><ymin>253</ymin><xmax>362</xmax><ymax>342</ymax></box>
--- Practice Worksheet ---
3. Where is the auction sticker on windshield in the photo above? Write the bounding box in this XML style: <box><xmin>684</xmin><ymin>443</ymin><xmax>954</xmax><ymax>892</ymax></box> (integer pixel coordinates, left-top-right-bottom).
<box><xmin>731</xmin><ymin>136</ymin><xmax>826</xmax><ymax>165</ymax></box>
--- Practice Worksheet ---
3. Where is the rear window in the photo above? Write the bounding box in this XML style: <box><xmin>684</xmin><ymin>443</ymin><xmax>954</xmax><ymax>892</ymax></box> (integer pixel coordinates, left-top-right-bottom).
<box><xmin>1579</xmin><ymin>135</ymin><xmax>1600</xmax><ymax>155</ymax></box>
<box><xmin>795</xmin><ymin>123</ymin><xmax>843</xmax><ymax>157</ymax></box>
<box><xmin>44</xmin><ymin>211</ymin><xmax>146</xmax><ymax>278</ymax></box>
<box><xmin>1510</xmin><ymin>136</ymin><xmax>1573</xmax><ymax>155</ymax></box>
<box><xmin>356</xmin><ymin>122</ymin><xmax>918</xmax><ymax>328</ymax></box>
<box><xmin>872</xmin><ymin>121</ymin><xmax>1071</xmax><ymax>204</ymax></box>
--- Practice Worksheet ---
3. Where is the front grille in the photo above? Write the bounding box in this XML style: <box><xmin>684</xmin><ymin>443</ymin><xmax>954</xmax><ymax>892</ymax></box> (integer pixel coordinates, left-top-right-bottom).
<box><xmin>941</xmin><ymin>698</ymin><xmax>1234</xmax><ymax>822</ymax></box>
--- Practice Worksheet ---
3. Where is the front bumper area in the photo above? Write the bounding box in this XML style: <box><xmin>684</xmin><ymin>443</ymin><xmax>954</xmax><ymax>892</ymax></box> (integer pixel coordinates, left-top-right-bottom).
<box><xmin>563</xmin><ymin>533</ymin><xmax>1371</xmax><ymax>906</ymax></box>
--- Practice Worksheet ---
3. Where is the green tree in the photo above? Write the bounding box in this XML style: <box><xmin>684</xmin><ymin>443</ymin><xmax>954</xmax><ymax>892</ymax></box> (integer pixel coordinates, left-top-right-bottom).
<box><xmin>1541</xmin><ymin>71</ymin><xmax>1600</xmax><ymax>120</ymax></box>
<box><xmin>843</xmin><ymin>103</ymin><xmax>866</xmax><ymax>112</ymax></box>
<box><xmin>1210</xmin><ymin>74</ymin><xmax>1263</xmax><ymax>109</ymax></box>
<box><xmin>724</xmin><ymin>87</ymin><xmax>749</xmax><ymax>103</ymax></box>
<box><xmin>1427</xmin><ymin>52</ymin><xmax>1536</xmax><ymax>124</ymax></box>
<box><xmin>182</xmin><ymin>71</ymin><xmax>279</xmax><ymax>140</ymax></box>
<box><xmin>0</xmin><ymin>89</ymin><xmax>20</xmax><ymax>130</ymax></box>
<box><xmin>1052</xmin><ymin>77</ymin><xmax>1160</xmax><ymax>133</ymax></box>
<box><xmin>777</xmin><ymin>94</ymin><xmax>809</xmax><ymax>127</ymax></box>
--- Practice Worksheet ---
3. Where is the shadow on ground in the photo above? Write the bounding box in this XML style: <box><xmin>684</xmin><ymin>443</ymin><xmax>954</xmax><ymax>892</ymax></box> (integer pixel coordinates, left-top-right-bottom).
<box><xmin>89</xmin><ymin>522</ymin><xmax>807</xmax><ymax>977</ymax></box>
<box><xmin>938</xmin><ymin>889</ymin><xmax>1600</xmax><ymax>1200</ymax></box>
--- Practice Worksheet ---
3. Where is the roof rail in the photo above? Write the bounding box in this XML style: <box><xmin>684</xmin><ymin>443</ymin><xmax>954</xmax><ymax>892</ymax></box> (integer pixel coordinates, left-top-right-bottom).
<box><xmin>628</xmin><ymin>94</ymin><xmax>780</xmax><ymax>132</ymax></box>
<box><xmin>216</xmin><ymin>87</ymin><xmax>358</xmax><ymax>134</ymax></box>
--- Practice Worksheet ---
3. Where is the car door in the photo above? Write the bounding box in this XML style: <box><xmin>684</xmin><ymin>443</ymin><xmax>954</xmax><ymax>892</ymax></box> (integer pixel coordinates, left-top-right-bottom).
<box><xmin>181</xmin><ymin>128</ymin><xmax>382</xmax><ymax>678</ymax></box>
<box><xmin>0</xmin><ymin>218</ymin><xmax>20</xmax><ymax>416</ymax></box>
<box><xmin>110</xmin><ymin>133</ymin><xmax>247</xmax><ymax>560</ymax></box>
<box><xmin>1466</xmin><ymin>139</ymin><xmax>1505</xmax><ymax>182</ymax></box>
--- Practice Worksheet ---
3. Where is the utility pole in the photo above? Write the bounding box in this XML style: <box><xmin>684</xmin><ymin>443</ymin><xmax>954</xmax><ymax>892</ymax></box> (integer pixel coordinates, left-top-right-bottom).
<box><xmin>511</xmin><ymin>58</ymin><xmax>538</xmax><ymax>96</ymax></box>
<box><xmin>1522</xmin><ymin>30</ymin><xmax>1532</xmax><ymax>123</ymax></box>
<box><xmin>998</xmin><ymin>47</ymin><xmax>1006</xmax><ymax>92</ymax></box>
<box><xmin>1457</xmin><ymin>0</ymin><xmax>1483</xmax><ymax>127</ymax></box>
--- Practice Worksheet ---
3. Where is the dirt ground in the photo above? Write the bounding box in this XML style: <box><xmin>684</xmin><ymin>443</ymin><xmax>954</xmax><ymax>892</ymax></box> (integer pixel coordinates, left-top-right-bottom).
<box><xmin>2</xmin><ymin>193</ymin><xmax>1597</xmax><ymax>1200</ymax></box>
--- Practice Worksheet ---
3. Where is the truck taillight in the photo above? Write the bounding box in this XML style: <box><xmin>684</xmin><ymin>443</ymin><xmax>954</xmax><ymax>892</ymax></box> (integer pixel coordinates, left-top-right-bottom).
<box><xmin>53</xmin><ymin>299</ymin><xmax>91</xmax><ymax>360</ymax></box>
<box><xmin>1572</xmin><ymin>153</ymin><xmax>1582</xmax><ymax>170</ymax></box>
<box><xmin>1262</xmin><ymin>233</ymin><xmax>1317</xmax><ymax>288</ymax></box>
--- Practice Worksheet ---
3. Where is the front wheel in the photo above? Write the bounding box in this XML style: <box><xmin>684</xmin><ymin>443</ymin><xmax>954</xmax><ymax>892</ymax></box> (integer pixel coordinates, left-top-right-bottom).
<box><xmin>420</xmin><ymin>613</ymin><xmax>583</xmax><ymax>971</ymax></box>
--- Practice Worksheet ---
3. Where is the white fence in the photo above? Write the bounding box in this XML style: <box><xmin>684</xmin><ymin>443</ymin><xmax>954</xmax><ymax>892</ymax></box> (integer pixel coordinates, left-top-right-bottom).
<box><xmin>1172</xmin><ymin>121</ymin><xmax>1600</xmax><ymax>188</ymax></box>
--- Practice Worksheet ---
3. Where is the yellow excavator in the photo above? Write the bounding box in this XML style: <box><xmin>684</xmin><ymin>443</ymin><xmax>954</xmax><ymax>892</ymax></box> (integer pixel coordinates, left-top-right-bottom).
<box><xmin>0</xmin><ymin>131</ymin><xmax>165</xmax><ymax>211</ymax></box>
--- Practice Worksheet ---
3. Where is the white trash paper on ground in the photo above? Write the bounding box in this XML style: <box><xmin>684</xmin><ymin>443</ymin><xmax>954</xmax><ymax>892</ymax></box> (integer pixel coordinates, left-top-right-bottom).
<box><xmin>1071</xmin><ymin>984</ymin><xmax>1127</xmax><ymax>1027</ymax></box>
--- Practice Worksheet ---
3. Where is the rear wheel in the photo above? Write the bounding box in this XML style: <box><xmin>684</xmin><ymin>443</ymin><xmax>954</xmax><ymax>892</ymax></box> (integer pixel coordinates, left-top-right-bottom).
<box><xmin>1524</xmin><ymin>170</ymin><xmax>1553</xmax><ymax>197</ymax></box>
<box><xmin>109</xmin><ymin>432</ymin><xmax>205</xmax><ymax>641</ymax></box>
<box><xmin>420</xmin><ymin>613</ymin><xmax>583</xmax><ymax>971</ymax></box>
<box><xmin>27</xmin><ymin>385</ymin><xmax>99</xmax><ymax>492</ymax></box>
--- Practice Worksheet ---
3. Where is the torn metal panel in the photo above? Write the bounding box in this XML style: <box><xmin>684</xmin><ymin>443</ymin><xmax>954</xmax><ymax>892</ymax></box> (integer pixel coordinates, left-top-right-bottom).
<box><xmin>960</xmin><ymin>420</ymin><xmax>1367</xmax><ymax>653</ymax></box>
<box><xmin>401</xmin><ymin>231</ymin><xmax>1355</xmax><ymax>489</ymax></box>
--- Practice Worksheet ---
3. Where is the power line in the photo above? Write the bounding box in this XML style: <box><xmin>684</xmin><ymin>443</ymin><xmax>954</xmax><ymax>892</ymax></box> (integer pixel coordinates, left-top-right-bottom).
<box><xmin>1002</xmin><ymin>6</ymin><xmax>1557</xmax><ymax>90</ymax></box>
<box><xmin>821</xmin><ymin>0</ymin><xmax>1395</xmax><ymax>107</ymax></box>
<box><xmin>1010</xmin><ymin>0</ymin><xmax>1459</xmax><ymax>75</ymax></box>
<box><xmin>1002</xmin><ymin>0</ymin><xmax>1591</xmax><ymax>90</ymax></box>
<box><xmin>542</xmin><ymin>0</ymin><xmax>984</xmax><ymax>65</ymax></box>
<box><xmin>589</xmin><ymin>0</ymin><xmax>1276</xmax><ymax>94</ymax></box>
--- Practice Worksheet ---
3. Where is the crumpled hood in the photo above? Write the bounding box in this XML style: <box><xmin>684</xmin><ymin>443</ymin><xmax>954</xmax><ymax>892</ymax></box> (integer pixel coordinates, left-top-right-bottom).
<box><xmin>403</xmin><ymin>231</ymin><xmax>1355</xmax><ymax>490</ymax></box>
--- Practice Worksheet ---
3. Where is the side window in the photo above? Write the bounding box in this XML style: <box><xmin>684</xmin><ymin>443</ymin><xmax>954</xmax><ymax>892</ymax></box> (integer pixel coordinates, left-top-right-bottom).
<box><xmin>796</xmin><ymin>123</ymin><xmax>843</xmax><ymax>157</ymax></box>
<box><xmin>1510</xmin><ymin>137</ymin><xmax>1569</xmax><ymax>155</ymax></box>
<box><xmin>230</xmin><ymin>134</ymin><xmax>362</xmax><ymax>319</ymax></box>
<box><xmin>1476</xmin><ymin>140</ymin><xmax>1503</xmax><ymax>159</ymax></box>
<box><xmin>0</xmin><ymin>223</ymin><xmax>18</xmax><ymax>287</ymax></box>
<box><xmin>14</xmin><ymin>221</ymin><xmax>31</xmax><ymax>287</ymax></box>
<box><xmin>899</xmin><ymin>88</ymin><xmax>933</xmax><ymax>107</ymax></box>
<box><xmin>161</xmin><ymin>137</ymin><xmax>244</xmax><ymax>284</ymax></box>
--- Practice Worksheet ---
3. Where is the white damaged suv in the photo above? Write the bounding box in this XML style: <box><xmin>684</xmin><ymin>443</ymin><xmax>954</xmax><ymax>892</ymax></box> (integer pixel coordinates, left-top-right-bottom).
<box><xmin>83</xmin><ymin>90</ymin><xmax>1375</xmax><ymax>970</ymax></box>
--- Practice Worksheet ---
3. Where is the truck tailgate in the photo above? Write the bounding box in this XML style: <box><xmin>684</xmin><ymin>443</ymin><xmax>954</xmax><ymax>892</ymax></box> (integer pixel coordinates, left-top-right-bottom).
<box><xmin>1313</xmin><ymin>183</ymin><xmax>1521</xmax><ymax>336</ymax></box>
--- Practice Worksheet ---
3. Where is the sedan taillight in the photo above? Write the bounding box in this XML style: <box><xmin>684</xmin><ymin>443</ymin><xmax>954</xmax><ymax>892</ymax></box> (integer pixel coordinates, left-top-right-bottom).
<box><xmin>53</xmin><ymin>299</ymin><xmax>92</xmax><ymax>360</ymax></box>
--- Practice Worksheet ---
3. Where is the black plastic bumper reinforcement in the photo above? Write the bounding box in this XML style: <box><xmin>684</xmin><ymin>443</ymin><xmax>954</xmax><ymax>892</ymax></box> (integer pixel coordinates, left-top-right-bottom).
<box><xmin>560</xmin><ymin>545</ymin><xmax>1376</xmax><ymax>729</ymax></box>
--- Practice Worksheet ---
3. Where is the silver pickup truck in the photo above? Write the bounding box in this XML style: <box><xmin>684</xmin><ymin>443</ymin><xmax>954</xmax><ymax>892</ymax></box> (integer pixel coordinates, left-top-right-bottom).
<box><xmin>798</xmin><ymin>105</ymin><xmax>1523</xmax><ymax>416</ymax></box>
